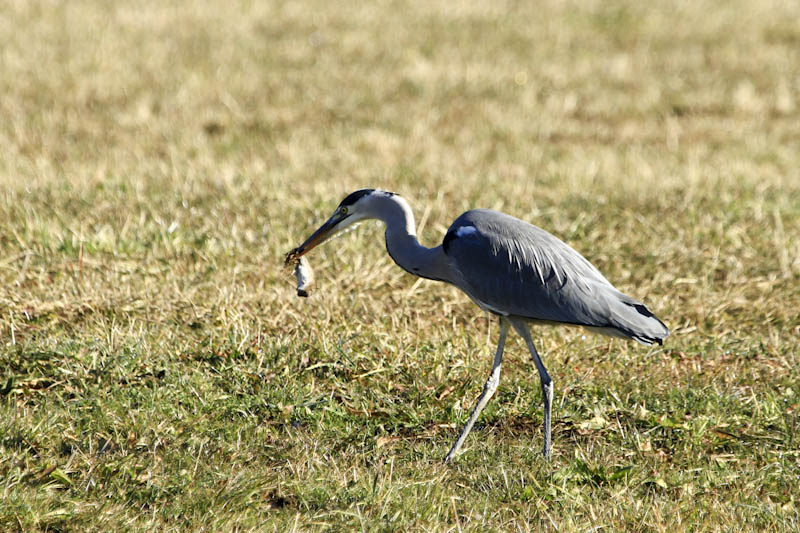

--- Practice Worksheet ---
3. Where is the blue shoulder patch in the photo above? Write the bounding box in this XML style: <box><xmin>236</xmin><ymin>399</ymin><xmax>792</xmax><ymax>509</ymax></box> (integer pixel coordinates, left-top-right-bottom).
<box><xmin>443</xmin><ymin>225</ymin><xmax>479</xmax><ymax>253</ymax></box>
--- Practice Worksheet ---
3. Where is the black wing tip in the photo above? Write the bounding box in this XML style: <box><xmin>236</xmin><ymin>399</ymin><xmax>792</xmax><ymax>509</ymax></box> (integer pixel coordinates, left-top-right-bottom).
<box><xmin>629</xmin><ymin>333</ymin><xmax>666</xmax><ymax>346</ymax></box>
<box><xmin>627</xmin><ymin>302</ymin><xmax>670</xmax><ymax>341</ymax></box>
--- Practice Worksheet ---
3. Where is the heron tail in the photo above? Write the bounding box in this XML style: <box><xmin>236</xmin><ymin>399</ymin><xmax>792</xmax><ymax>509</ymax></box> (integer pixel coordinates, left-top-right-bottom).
<box><xmin>597</xmin><ymin>286</ymin><xmax>670</xmax><ymax>345</ymax></box>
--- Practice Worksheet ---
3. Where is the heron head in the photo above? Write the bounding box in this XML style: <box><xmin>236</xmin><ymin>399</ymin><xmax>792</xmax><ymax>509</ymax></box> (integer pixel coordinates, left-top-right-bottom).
<box><xmin>286</xmin><ymin>189</ymin><xmax>395</xmax><ymax>263</ymax></box>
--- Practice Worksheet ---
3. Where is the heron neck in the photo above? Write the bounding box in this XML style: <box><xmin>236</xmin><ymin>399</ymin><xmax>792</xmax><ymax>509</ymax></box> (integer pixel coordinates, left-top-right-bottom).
<box><xmin>379</xmin><ymin>196</ymin><xmax>451</xmax><ymax>283</ymax></box>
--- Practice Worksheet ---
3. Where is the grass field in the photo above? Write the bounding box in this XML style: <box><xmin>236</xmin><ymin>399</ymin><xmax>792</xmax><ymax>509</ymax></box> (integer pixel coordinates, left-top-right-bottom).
<box><xmin>1</xmin><ymin>0</ymin><xmax>799</xmax><ymax>530</ymax></box>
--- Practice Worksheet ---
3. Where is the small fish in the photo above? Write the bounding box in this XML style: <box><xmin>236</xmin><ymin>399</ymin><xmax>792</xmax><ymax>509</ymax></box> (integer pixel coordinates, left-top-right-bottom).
<box><xmin>293</xmin><ymin>256</ymin><xmax>314</xmax><ymax>297</ymax></box>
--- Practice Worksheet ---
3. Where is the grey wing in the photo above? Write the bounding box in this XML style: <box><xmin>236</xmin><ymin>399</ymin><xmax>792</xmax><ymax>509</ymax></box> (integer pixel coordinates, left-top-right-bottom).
<box><xmin>443</xmin><ymin>209</ymin><xmax>669</xmax><ymax>344</ymax></box>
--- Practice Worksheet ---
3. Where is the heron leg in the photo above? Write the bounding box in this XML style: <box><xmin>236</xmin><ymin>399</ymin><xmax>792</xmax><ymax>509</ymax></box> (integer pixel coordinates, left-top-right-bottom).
<box><xmin>509</xmin><ymin>319</ymin><xmax>553</xmax><ymax>459</ymax></box>
<box><xmin>444</xmin><ymin>317</ymin><xmax>509</xmax><ymax>462</ymax></box>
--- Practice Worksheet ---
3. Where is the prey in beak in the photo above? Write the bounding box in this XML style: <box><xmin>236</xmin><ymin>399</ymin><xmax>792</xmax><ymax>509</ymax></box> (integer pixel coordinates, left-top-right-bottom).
<box><xmin>284</xmin><ymin>207</ymin><xmax>352</xmax><ymax>266</ymax></box>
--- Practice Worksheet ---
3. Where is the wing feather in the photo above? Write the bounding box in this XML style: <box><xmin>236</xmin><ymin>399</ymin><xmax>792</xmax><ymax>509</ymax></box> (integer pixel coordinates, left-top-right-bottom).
<box><xmin>443</xmin><ymin>209</ymin><xmax>668</xmax><ymax>343</ymax></box>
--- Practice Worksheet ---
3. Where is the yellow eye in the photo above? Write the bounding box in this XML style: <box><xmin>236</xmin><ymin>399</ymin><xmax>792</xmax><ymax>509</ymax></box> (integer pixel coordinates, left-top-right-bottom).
<box><xmin>340</xmin><ymin>207</ymin><xmax>349</xmax><ymax>215</ymax></box>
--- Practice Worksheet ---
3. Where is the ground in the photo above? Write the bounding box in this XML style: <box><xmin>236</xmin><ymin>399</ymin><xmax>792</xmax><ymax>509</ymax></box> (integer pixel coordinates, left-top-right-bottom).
<box><xmin>1</xmin><ymin>0</ymin><xmax>799</xmax><ymax>530</ymax></box>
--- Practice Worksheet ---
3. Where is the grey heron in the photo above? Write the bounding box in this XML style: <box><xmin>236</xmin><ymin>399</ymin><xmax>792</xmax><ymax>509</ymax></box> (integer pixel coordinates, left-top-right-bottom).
<box><xmin>286</xmin><ymin>189</ymin><xmax>669</xmax><ymax>461</ymax></box>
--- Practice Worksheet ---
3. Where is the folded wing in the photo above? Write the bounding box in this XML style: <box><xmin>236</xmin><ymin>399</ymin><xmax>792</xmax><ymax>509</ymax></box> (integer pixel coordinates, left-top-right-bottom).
<box><xmin>443</xmin><ymin>209</ymin><xmax>669</xmax><ymax>345</ymax></box>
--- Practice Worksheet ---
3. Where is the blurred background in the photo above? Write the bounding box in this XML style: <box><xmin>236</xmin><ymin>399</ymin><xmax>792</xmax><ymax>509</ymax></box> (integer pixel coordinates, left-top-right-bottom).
<box><xmin>2</xmin><ymin>0</ymin><xmax>797</xmax><ymax>343</ymax></box>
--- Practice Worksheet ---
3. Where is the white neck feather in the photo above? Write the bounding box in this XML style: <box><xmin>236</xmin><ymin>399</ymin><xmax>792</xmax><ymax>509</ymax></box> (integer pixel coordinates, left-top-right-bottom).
<box><xmin>367</xmin><ymin>194</ymin><xmax>451</xmax><ymax>283</ymax></box>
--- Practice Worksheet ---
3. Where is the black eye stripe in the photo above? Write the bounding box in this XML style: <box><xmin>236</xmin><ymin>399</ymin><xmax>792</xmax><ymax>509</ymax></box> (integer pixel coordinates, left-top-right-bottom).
<box><xmin>339</xmin><ymin>189</ymin><xmax>374</xmax><ymax>207</ymax></box>
<box><xmin>338</xmin><ymin>189</ymin><xmax>396</xmax><ymax>210</ymax></box>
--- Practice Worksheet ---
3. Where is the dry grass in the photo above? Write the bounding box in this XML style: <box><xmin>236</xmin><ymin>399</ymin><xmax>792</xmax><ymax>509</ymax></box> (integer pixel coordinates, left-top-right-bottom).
<box><xmin>1</xmin><ymin>0</ymin><xmax>799</xmax><ymax>530</ymax></box>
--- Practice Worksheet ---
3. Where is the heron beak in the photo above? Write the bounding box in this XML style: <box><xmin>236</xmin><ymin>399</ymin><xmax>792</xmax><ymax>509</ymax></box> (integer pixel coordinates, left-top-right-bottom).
<box><xmin>285</xmin><ymin>212</ymin><xmax>346</xmax><ymax>265</ymax></box>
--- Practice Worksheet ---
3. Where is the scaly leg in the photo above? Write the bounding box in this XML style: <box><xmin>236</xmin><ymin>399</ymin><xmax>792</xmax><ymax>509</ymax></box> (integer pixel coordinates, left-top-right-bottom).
<box><xmin>444</xmin><ymin>318</ymin><xmax>509</xmax><ymax>462</ymax></box>
<box><xmin>509</xmin><ymin>319</ymin><xmax>553</xmax><ymax>459</ymax></box>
